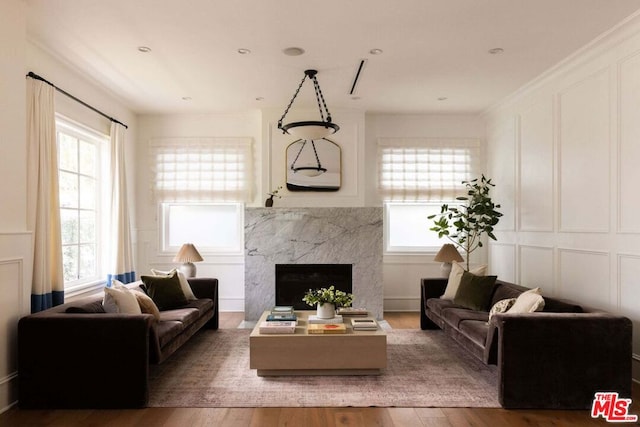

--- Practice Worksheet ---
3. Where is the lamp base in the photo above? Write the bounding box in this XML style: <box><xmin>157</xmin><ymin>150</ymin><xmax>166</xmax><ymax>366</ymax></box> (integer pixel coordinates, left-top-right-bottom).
<box><xmin>440</xmin><ymin>262</ymin><xmax>453</xmax><ymax>277</ymax></box>
<box><xmin>178</xmin><ymin>262</ymin><xmax>197</xmax><ymax>278</ymax></box>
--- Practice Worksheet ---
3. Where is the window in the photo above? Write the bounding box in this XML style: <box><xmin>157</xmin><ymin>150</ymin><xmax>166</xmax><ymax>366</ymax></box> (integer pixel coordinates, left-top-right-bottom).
<box><xmin>160</xmin><ymin>203</ymin><xmax>244</xmax><ymax>255</ymax></box>
<box><xmin>379</xmin><ymin>138</ymin><xmax>479</xmax><ymax>253</ymax></box>
<box><xmin>57</xmin><ymin>118</ymin><xmax>108</xmax><ymax>289</ymax></box>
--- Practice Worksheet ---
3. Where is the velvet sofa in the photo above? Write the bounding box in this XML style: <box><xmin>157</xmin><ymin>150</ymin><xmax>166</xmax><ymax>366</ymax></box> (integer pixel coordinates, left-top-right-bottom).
<box><xmin>420</xmin><ymin>277</ymin><xmax>632</xmax><ymax>409</ymax></box>
<box><xmin>18</xmin><ymin>277</ymin><xmax>218</xmax><ymax>409</ymax></box>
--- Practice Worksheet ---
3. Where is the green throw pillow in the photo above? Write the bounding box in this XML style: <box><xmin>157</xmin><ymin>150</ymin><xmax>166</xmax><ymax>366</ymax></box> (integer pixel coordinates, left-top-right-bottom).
<box><xmin>453</xmin><ymin>271</ymin><xmax>497</xmax><ymax>311</ymax></box>
<box><xmin>141</xmin><ymin>272</ymin><xmax>188</xmax><ymax>311</ymax></box>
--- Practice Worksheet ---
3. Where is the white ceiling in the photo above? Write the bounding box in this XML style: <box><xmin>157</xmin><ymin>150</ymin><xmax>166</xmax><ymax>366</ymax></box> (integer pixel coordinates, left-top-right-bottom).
<box><xmin>25</xmin><ymin>0</ymin><xmax>640</xmax><ymax>115</ymax></box>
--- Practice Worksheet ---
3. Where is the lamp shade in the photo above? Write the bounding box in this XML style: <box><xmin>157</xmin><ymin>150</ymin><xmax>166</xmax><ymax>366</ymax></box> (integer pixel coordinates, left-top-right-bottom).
<box><xmin>433</xmin><ymin>244</ymin><xmax>463</xmax><ymax>263</ymax></box>
<box><xmin>173</xmin><ymin>243</ymin><xmax>203</xmax><ymax>263</ymax></box>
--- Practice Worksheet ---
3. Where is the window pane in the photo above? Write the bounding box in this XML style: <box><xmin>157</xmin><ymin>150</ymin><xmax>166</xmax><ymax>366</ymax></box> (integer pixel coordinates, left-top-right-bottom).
<box><xmin>386</xmin><ymin>203</ymin><xmax>448</xmax><ymax>252</ymax></box>
<box><xmin>79</xmin><ymin>210</ymin><xmax>96</xmax><ymax>243</ymax></box>
<box><xmin>59</xmin><ymin>171</ymin><xmax>78</xmax><ymax>208</ymax></box>
<box><xmin>58</xmin><ymin>133</ymin><xmax>78</xmax><ymax>172</ymax></box>
<box><xmin>79</xmin><ymin>140</ymin><xmax>96</xmax><ymax>176</ymax></box>
<box><xmin>62</xmin><ymin>245</ymin><xmax>78</xmax><ymax>282</ymax></box>
<box><xmin>79</xmin><ymin>176</ymin><xmax>96</xmax><ymax>209</ymax></box>
<box><xmin>164</xmin><ymin>203</ymin><xmax>242</xmax><ymax>252</ymax></box>
<box><xmin>79</xmin><ymin>244</ymin><xmax>96</xmax><ymax>279</ymax></box>
<box><xmin>60</xmin><ymin>209</ymin><xmax>78</xmax><ymax>245</ymax></box>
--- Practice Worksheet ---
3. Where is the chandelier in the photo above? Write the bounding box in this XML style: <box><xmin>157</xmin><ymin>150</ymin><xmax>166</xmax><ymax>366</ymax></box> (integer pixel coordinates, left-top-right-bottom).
<box><xmin>277</xmin><ymin>69</ymin><xmax>339</xmax><ymax>141</ymax></box>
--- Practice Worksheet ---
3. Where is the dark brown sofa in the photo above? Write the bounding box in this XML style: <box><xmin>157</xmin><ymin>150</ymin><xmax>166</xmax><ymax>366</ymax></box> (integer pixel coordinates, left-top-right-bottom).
<box><xmin>18</xmin><ymin>277</ymin><xmax>218</xmax><ymax>409</ymax></box>
<box><xmin>421</xmin><ymin>277</ymin><xmax>632</xmax><ymax>409</ymax></box>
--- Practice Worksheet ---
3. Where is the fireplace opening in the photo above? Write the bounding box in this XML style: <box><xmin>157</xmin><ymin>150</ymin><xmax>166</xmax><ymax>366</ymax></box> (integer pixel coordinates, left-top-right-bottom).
<box><xmin>275</xmin><ymin>264</ymin><xmax>353</xmax><ymax>310</ymax></box>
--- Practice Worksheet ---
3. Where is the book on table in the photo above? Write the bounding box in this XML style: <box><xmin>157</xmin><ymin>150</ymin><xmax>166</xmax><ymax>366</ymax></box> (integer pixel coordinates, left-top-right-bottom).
<box><xmin>307</xmin><ymin>323</ymin><xmax>347</xmax><ymax>334</ymax></box>
<box><xmin>351</xmin><ymin>318</ymin><xmax>377</xmax><ymax>330</ymax></box>
<box><xmin>307</xmin><ymin>314</ymin><xmax>343</xmax><ymax>324</ymax></box>
<box><xmin>259</xmin><ymin>320</ymin><xmax>297</xmax><ymax>334</ymax></box>
<box><xmin>266</xmin><ymin>313</ymin><xmax>297</xmax><ymax>322</ymax></box>
<box><xmin>271</xmin><ymin>306</ymin><xmax>294</xmax><ymax>314</ymax></box>
<box><xmin>337</xmin><ymin>307</ymin><xmax>368</xmax><ymax>316</ymax></box>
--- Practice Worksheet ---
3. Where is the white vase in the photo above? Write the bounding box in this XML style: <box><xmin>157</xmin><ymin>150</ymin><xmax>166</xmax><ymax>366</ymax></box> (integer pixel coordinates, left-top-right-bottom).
<box><xmin>316</xmin><ymin>302</ymin><xmax>336</xmax><ymax>319</ymax></box>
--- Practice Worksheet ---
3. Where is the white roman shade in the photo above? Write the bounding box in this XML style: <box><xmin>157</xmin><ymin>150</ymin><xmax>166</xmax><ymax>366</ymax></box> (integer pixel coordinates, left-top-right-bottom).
<box><xmin>378</xmin><ymin>138</ymin><xmax>480</xmax><ymax>201</ymax></box>
<box><xmin>150</xmin><ymin>137</ymin><xmax>253</xmax><ymax>203</ymax></box>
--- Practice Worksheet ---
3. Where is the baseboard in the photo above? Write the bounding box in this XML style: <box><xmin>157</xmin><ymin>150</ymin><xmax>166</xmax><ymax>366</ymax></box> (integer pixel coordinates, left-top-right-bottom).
<box><xmin>0</xmin><ymin>372</ymin><xmax>18</xmax><ymax>415</ymax></box>
<box><xmin>383</xmin><ymin>297</ymin><xmax>420</xmax><ymax>312</ymax></box>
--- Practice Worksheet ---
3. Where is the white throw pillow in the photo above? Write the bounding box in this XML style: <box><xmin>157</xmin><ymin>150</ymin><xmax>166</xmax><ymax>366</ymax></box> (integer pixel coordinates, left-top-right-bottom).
<box><xmin>507</xmin><ymin>287</ymin><xmax>545</xmax><ymax>314</ymax></box>
<box><xmin>150</xmin><ymin>268</ymin><xmax>197</xmax><ymax>300</ymax></box>
<box><xmin>103</xmin><ymin>280</ymin><xmax>142</xmax><ymax>314</ymax></box>
<box><xmin>441</xmin><ymin>262</ymin><xmax>488</xmax><ymax>300</ymax></box>
<box><xmin>131</xmin><ymin>289</ymin><xmax>161</xmax><ymax>321</ymax></box>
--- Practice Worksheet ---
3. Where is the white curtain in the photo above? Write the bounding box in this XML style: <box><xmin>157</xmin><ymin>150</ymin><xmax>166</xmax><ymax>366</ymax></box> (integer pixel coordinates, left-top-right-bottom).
<box><xmin>106</xmin><ymin>122</ymin><xmax>135</xmax><ymax>285</ymax></box>
<box><xmin>27</xmin><ymin>78</ymin><xmax>64</xmax><ymax>312</ymax></box>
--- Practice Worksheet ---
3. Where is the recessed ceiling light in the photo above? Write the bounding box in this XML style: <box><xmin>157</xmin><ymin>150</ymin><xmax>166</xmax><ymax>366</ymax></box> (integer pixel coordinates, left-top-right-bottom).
<box><xmin>369</xmin><ymin>48</ymin><xmax>383</xmax><ymax>55</ymax></box>
<box><xmin>283</xmin><ymin>47</ymin><xmax>305</xmax><ymax>56</ymax></box>
<box><xmin>137</xmin><ymin>46</ymin><xmax>152</xmax><ymax>53</ymax></box>
<box><xmin>437</xmin><ymin>97</ymin><xmax>448</xmax><ymax>101</ymax></box>
<box><xmin>488</xmin><ymin>47</ymin><xmax>504</xmax><ymax>55</ymax></box>
<box><xmin>255</xmin><ymin>97</ymin><xmax>264</xmax><ymax>101</ymax></box>
<box><xmin>351</xmin><ymin>96</ymin><xmax>361</xmax><ymax>101</ymax></box>
<box><xmin>182</xmin><ymin>96</ymin><xmax>192</xmax><ymax>101</ymax></box>
<box><xmin>237</xmin><ymin>48</ymin><xmax>251</xmax><ymax>55</ymax></box>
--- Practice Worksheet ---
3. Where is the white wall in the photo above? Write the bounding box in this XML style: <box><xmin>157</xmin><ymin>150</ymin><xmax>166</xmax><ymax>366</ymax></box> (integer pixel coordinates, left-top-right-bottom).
<box><xmin>484</xmin><ymin>13</ymin><xmax>640</xmax><ymax>380</ymax></box>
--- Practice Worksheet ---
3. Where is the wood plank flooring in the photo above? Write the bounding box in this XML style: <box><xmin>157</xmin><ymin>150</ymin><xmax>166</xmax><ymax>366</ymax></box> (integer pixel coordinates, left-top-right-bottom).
<box><xmin>1</xmin><ymin>311</ymin><xmax>636</xmax><ymax>426</ymax></box>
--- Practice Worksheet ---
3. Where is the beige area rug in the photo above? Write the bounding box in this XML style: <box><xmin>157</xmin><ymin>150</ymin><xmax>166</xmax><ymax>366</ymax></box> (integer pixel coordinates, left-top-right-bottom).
<box><xmin>148</xmin><ymin>329</ymin><xmax>499</xmax><ymax>408</ymax></box>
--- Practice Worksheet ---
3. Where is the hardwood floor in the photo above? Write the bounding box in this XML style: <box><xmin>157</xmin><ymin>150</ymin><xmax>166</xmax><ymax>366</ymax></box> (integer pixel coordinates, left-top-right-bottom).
<box><xmin>1</xmin><ymin>312</ymin><xmax>636</xmax><ymax>426</ymax></box>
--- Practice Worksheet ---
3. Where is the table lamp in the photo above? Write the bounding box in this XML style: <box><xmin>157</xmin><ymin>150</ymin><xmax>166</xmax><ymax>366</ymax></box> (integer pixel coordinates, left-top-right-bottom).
<box><xmin>173</xmin><ymin>243</ymin><xmax>203</xmax><ymax>278</ymax></box>
<box><xmin>434</xmin><ymin>243</ymin><xmax>463</xmax><ymax>276</ymax></box>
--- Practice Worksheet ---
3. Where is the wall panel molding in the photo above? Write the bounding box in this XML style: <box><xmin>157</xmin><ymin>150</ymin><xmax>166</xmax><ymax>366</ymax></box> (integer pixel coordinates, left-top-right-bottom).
<box><xmin>518</xmin><ymin>245</ymin><xmax>555</xmax><ymax>295</ymax></box>
<box><xmin>558</xmin><ymin>248</ymin><xmax>610</xmax><ymax>307</ymax></box>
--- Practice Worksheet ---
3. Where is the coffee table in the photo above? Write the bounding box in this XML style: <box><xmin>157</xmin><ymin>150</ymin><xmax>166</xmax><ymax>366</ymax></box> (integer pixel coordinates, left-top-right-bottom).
<box><xmin>249</xmin><ymin>310</ymin><xmax>387</xmax><ymax>376</ymax></box>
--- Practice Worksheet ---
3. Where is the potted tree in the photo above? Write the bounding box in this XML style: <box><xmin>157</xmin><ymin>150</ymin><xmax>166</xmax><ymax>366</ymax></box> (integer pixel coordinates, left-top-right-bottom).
<box><xmin>428</xmin><ymin>175</ymin><xmax>503</xmax><ymax>270</ymax></box>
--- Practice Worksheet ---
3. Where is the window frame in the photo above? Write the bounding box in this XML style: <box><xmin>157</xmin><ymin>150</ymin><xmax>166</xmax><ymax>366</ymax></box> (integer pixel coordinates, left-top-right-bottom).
<box><xmin>56</xmin><ymin>116</ymin><xmax>109</xmax><ymax>293</ymax></box>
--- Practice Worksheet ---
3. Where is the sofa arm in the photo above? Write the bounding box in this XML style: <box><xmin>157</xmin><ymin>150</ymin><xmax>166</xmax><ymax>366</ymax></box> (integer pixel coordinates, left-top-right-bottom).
<box><xmin>187</xmin><ymin>277</ymin><xmax>219</xmax><ymax>329</ymax></box>
<box><xmin>493</xmin><ymin>312</ymin><xmax>632</xmax><ymax>409</ymax></box>
<box><xmin>18</xmin><ymin>313</ymin><xmax>154</xmax><ymax>408</ymax></box>
<box><xmin>420</xmin><ymin>278</ymin><xmax>448</xmax><ymax>330</ymax></box>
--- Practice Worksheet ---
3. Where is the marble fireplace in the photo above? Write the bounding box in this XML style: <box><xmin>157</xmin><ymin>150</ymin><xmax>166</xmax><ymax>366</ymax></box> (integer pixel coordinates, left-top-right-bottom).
<box><xmin>244</xmin><ymin>207</ymin><xmax>383</xmax><ymax>321</ymax></box>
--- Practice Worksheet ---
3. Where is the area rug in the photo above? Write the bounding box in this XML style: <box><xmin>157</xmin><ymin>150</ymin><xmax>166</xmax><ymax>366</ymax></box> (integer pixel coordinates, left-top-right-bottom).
<box><xmin>148</xmin><ymin>329</ymin><xmax>499</xmax><ymax>408</ymax></box>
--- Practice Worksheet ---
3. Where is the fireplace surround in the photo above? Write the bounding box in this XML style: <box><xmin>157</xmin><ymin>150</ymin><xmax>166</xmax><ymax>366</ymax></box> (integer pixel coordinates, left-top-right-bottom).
<box><xmin>244</xmin><ymin>207</ymin><xmax>383</xmax><ymax>321</ymax></box>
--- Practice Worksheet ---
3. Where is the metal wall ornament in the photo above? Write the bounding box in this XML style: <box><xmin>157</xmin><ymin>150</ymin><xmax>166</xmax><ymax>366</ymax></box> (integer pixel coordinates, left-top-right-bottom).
<box><xmin>286</xmin><ymin>138</ymin><xmax>341</xmax><ymax>191</ymax></box>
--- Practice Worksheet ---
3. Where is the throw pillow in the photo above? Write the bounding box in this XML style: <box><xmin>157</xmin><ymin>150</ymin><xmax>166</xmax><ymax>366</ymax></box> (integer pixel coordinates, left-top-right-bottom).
<box><xmin>507</xmin><ymin>287</ymin><xmax>545</xmax><ymax>314</ymax></box>
<box><xmin>488</xmin><ymin>298</ymin><xmax>517</xmax><ymax>322</ymax></box>
<box><xmin>131</xmin><ymin>289</ymin><xmax>161</xmax><ymax>322</ymax></box>
<box><xmin>453</xmin><ymin>271</ymin><xmax>497</xmax><ymax>311</ymax></box>
<box><xmin>441</xmin><ymin>262</ymin><xmax>488</xmax><ymax>300</ymax></box>
<box><xmin>102</xmin><ymin>281</ymin><xmax>142</xmax><ymax>314</ymax></box>
<box><xmin>150</xmin><ymin>268</ymin><xmax>197</xmax><ymax>300</ymax></box>
<box><xmin>141</xmin><ymin>272</ymin><xmax>188</xmax><ymax>311</ymax></box>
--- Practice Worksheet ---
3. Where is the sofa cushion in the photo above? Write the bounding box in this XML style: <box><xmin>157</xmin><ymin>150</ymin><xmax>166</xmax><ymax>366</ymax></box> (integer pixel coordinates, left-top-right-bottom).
<box><xmin>426</xmin><ymin>298</ymin><xmax>458</xmax><ymax>316</ymax></box>
<box><xmin>103</xmin><ymin>282</ymin><xmax>142</xmax><ymax>314</ymax></box>
<box><xmin>490</xmin><ymin>281</ymin><xmax>530</xmax><ymax>306</ymax></box>
<box><xmin>151</xmin><ymin>268</ymin><xmax>197</xmax><ymax>300</ymax></box>
<box><xmin>454</xmin><ymin>272</ymin><xmax>497</xmax><ymax>311</ymax></box>
<box><xmin>141</xmin><ymin>272</ymin><xmax>188</xmax><ymax>311</ymax></box>
<box><xmin>159</xmin><ymin>307</ymin><xmax>201</xmax><ymax>326</ymax></box>
<box><xmin>542</xmin><ymin>297</ymin><xmax>583</xmax><ymax>313</ymax></box>
<box><xmin>442</xmin><ymin>262</ymin><xmax>488</xmax><ymax>299</ymax></box>
<box><xmin>154</xmin><ymin>320</ymin><xmax>184</xmax><ymax>348</ymax></box>
<box><xmin>488</xmin><ymin>298</ymin><xmax>517</xmax><ymax>322</ymax></box>
<box><xmin>507</xmin><ymin>288</ymin><xmax>545</xmax><ymax>314</ymax></box>
<box><xmin>458</xmin><ymin>320</ymin><xmax>490</xmax><ymax>347</ymax></box>
<box><xmin>65</xmin><ymin>300</ymin><xmax>106</xmax><ymax>313</ymax></box>
<box><xmin>441</xmin><ymin>307</ymin><xmax>489</xmax><ymax>328</ymax></box>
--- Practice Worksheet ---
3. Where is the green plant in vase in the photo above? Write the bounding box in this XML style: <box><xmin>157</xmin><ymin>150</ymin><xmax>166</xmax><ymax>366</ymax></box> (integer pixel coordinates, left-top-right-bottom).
<box><xmin>428</xmin><ymin>175</ymin><xmax>502</xmax><ymax>270</ymax></box>
<box><xmin>302</xmin><ymin>285</ymin><xmax>353</xmax><ymax>307</ymax></box>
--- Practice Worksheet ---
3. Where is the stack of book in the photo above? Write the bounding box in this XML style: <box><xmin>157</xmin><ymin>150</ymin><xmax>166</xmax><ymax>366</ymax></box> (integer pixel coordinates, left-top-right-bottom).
<box><xmin>307</xmin><ymin>323</ymin><xmax>347</xmax><ymax>334</ymax></box>
<box><xmin>307</xmin><ymin>314</ymin><xmax>343</xmax><ymax>324</ymax></box>
<box><xmin>267</xmin><ymin>306</ymin><xmax>297</xmax><ymax>323</ymax></box>
<box><xmin>259</xmin><ymin>320</ymin><xmax>297</xmax><ymax>334</ymax></box>
<box><xmin>351</xmin><ymin>318</ymin><xmax>377</xmax><ymax>331</ymax></box>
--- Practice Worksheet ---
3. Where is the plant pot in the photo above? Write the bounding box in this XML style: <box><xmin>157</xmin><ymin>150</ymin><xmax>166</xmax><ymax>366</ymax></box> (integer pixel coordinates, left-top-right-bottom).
<box><xmin>316</xmin><ymin>302</ymin><xmax>336</xmax><ymax>319</ymax></box>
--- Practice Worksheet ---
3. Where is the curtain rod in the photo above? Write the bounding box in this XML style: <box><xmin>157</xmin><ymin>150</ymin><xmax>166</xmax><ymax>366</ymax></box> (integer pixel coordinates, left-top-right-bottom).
<box><xmin>26</xmin><ymin>71</ymin><xmax>128</xmax><ymax>129</ymax></box>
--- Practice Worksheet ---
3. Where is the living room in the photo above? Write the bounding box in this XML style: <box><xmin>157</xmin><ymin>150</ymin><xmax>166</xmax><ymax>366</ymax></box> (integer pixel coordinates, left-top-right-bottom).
<box><xmin>3</xmin><ymin>0</ymin><xmax>640</xmax><ymax>424</ymax></box>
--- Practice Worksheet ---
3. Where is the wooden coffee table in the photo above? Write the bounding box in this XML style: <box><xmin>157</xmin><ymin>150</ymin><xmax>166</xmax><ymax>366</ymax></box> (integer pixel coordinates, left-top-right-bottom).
<box><xmin>249</xmin><ymin>310</ymin><xmax>387</xmax><ymax>376</ymax></box>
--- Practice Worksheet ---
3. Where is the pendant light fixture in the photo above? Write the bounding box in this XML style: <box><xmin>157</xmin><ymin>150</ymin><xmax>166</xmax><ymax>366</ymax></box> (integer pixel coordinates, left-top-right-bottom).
<box><xmin>278</xmin><ymin>69</ymin><xmax>339</xmax><ymax>141</ymax></box>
